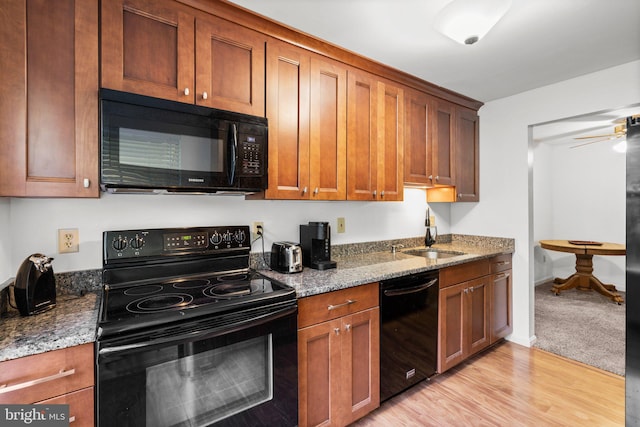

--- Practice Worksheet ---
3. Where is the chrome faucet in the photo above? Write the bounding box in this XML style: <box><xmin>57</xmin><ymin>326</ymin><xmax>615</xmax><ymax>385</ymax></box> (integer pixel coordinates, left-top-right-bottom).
<box><xmin>390</xmin><ymin>244</ymin><xmax>405</xmax><ymax>254</ymax></box>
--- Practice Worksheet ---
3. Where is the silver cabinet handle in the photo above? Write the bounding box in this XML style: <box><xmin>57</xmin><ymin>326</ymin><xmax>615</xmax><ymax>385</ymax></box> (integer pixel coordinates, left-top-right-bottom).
<box><xmin>0</xmin><ymin>368</ymin><xmax>75</xmax><ymax>394</ymax></box>
<box><xmin>464</xmin><ymin>288</ymin><xmax>469</xmax><ymax>294</ymax></box>
<box><xmin>435</xmin><ymin>175</ymin><xmax>440</xmax><ymax>181</ymax></box>
<box><xmin>373</xmin><ymin>190</ymin><xmax>377</xmax><ymax>198</ymax></box>
<box><xmin>381</xmin><ymin>190</ymin><xmax>385</xmax><ymax>198</ymax></box>
<box><xmin>469</xmin><ymin>286</ymin><xmax>475</xmax><ymax>292</ymax></box>
<box><xmin>83</xmin><ymin>178</ymin><xmax>90</xmax><ymax>188</ymax></box>
<box><xmin>302</xmin><ymin>186</ymin><xmax>308</xmax><ymax>194</ymax></box>
<box><xmin>69</xmin><ymin>416</ymin><xmax>76</xmax><ymax>423</ymax></box>
<box><xmin>428</xmin><ymin>175</ymin><xmax>433</xmax><ymax>180</ymax></box>
<box><xmin>495</xmin><ymin>273</ymin><xmax>507</xmax><ymax>279</ymax></box>
<box><xmin>495</xmin><ymin>261</ymin><xmax>511</xmax><ymax>266</ymax></box>
<box><xmin>313</xmin><ymin>187</ymin><xmax>319</xmax><ymax>195</ymax></box>
<box><xmin>202</xmin><ymin>91</ymin><xmax>208</xmax><ymax>100</ymax></box>
<box><xmin>184</xmin><ymin>88</ymin><xmax>190</xmax><ymax>96</ymax></box>
<box><xmin>334</xmin><ymin>328</ymin><xmax>340</xmax><ymax>335</ymax></box>
<box><xmin>327</xmin><ymin>299</ymin><xmax>356</xmax><ymax>311</ymax></box>
<box><xmin>344</xmin><ymin>324</ymin><xmax>351</xmax><ymax>332</ymax></box>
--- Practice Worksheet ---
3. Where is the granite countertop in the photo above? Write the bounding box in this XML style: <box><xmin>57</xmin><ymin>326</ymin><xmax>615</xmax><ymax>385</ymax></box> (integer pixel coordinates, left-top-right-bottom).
<box><xmin>0</xmin><ymin>291</ymin><xmax>100</xmax><ymax>362</ymax></box>
<box><xmin>259</xmin><ymin>238</ymin><xmax>514</xmax><ymax>298</ymax></box>
<box><xmin>0</xmin><ymin>234</ymin><xmax>513</xmax><ymax>362</ymax></box>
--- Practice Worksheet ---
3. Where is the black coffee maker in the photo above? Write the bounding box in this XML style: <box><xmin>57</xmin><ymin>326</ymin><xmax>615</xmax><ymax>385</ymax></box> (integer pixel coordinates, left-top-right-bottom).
<box><xmin>300</xmin><ymin>222</ymin><xmax>337</xmax><ymax>270</ymax></box>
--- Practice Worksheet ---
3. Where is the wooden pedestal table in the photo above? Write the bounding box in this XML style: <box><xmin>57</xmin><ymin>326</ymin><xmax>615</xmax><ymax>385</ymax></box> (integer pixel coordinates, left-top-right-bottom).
<box><xmin>539</xmin><ymin>240</ymin><xmax>626</xmax><ymax>304</ymax></box>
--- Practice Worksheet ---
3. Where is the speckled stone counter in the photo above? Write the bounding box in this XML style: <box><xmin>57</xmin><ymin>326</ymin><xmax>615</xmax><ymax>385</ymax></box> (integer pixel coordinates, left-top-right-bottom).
<box><xmin>0</xmin><ymin>269</ymin><xmax>102</xmax><ymax>363</ymax></box>
<box><xmin>259</xmin><ymin>235</ymin><xmax>514</xmax><ymax>298</ymax></box>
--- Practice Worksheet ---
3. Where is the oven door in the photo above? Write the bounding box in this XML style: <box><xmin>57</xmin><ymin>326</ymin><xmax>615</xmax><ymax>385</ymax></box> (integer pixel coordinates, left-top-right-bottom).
<box><xmin>96</xmin><ymin>303</ymin><xmax>298</xmax><ymax>427</ymax></box>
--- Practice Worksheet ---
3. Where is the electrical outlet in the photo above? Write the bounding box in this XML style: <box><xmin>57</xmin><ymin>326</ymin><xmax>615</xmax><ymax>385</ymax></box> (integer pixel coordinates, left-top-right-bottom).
<box><xmin>337</xmin><ymin>217</ymin><xmax>346</xmax><ymax>233</ymax></box>
<box><xmin>429</xmin><ymin>216</ymin><xmax>436</xmax><ymax>226</ymax></box>
<box><xmin>58</xmin><ymin>228</ymin><xmax>79</xmax><ymax>253</ymax></box>
<box><xmin>252</xmin><ymin>221</ymin><xmax>264</xmax><ymax>240</ymax></box>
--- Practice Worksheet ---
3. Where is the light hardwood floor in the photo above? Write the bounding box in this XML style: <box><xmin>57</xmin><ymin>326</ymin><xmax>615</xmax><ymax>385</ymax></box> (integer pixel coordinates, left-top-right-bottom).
<box><xmin>351</xmin><ymin>342</ymin><xmax>624</xmax><ymax>426</ymax></box>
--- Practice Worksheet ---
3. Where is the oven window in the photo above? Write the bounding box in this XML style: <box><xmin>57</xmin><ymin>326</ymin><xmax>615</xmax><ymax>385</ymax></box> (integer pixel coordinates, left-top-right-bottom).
<box><xmin>145</xmin><ymin>335</ymin><xmax>273</xmax><ymax>427</ymax></box>
<box><xmin>118</xmin><ymin>127</ymin><xmax>224</xmax><ymax>173</ymax></box>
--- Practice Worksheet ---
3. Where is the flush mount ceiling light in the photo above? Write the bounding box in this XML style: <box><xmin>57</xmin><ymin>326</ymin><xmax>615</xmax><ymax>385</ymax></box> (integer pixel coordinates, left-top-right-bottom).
<box><xmin>434</xmin><ymin>0</ymin><xmax>512</xmax><ymax>45</ymax></box>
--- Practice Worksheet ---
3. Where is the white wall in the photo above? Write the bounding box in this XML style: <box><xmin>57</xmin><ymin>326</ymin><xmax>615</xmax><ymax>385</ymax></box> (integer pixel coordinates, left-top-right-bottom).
<box><xmin>532</xmin><ymin>142</ymin><xmax>554</xmax><ymax>284</ymax></box>
<box><xmin>2</xmin><ymin>188</ymin><xmax>450</xmax><ymax>276</ymax></box>
<box><xmin>534</xmin><ymin>139</ymin><xmax>626</xmax><ymax>288</ymax></box>
<box><xmin>451</xmin><ymin>60</ymin><xmax>640</xmax><ymax>346</ymax></box>
<box><xmin>0</xmin><ymin>199</ymin><xmax>10</xmax><ymax>281</ymax></box>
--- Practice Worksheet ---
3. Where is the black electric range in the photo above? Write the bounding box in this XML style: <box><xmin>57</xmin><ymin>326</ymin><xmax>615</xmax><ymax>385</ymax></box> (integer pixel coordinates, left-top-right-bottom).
<box><xmin>97</xmin><ymin>225</ymin><xmax>296</xmax><ymax>338</ymax></box>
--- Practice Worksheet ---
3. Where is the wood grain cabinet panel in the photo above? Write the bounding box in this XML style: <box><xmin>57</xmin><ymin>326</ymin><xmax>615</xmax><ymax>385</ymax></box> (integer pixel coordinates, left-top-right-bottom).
<box><xmin>432</xmin><ymin>99</ymin><xmax>455</xmax><ymax>186</ymax></box>
<box><xmin>0</xmin><ymin>343</ymin><xmax>94</xmax><ymax>406</ymax></box>
<box><xmin>265</xmin><ymin>40</ymin><xmax>347</xmax><ymax>200</ymax></box>
<box><xmin>455</xmin><ymin>107</ymin><xmax>480</xmax><ymax>201</ymax></box>
<box><xmin>298</xmin><ymin>284</ymin><xmax>380</xmax><ymax>427</ymax></box>
<box><xmin>102</xmin><ymin>0</ymin><xmax>265</xmax><ymax>115</ymax></box>
<box><xmin>0</xmin><ymin>0</ymin><xmax>98</xmax><ymax>197</ymax></box>
<box><xmin>404</xmin><ymin>89</ymin><xmax>434</xmax><ymax>186</ymax></box>
<box><xmin>490</xmin><ymin>265</ymin><xmax>513</xmax><ymax>343</ymax></box>
<box><xmin>347</xmin><ymin>70</ymin><xmax>404</xmax><ymax>201</ymax></box>
<box><xmin>37</xmin><ymin>387</ymin><xmax>94</xmax><ymax>427</ymax></box>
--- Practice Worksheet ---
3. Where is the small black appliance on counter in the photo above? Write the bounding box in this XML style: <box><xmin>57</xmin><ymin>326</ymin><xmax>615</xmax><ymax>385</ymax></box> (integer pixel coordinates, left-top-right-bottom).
<box><xmin>270</xmin><ymin>242</ymin><xmax>303</xmax><ymax>274</ymax></box>
<box><xmin>14</xmin><ymin>254</ymin><xmax>56</xmax><ymax>316</ymax></box>
<box><xmin>300</xmin><ymin>222</ymin><xmax>336</xmax><ymax>270</ymax></box>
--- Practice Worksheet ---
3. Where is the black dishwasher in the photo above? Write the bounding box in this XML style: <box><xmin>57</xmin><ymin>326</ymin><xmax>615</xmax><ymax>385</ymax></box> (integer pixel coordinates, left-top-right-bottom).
<box><xmin>380</xmin><ymin>270</ymin><xmax>439</xmax><ymax>401</ymax></box>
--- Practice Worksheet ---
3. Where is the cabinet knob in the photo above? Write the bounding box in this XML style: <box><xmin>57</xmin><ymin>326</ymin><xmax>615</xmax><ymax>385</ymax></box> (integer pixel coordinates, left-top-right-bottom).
<box><xmin>202</xmin><ymin>91</ymin><xmax>208</xmax><ymax>100</ymax></box>
<box><xmin>183</xmin><ymin>88</ymin><xmax>190</xmax><ymax>96</ymax></box>
<box><xmin>435</xmin><ymin>175</ymin><xmax>440</xmax><ymax>181</ymax></box>
<box><xmin>334</xmin><ymin>328</ymin><xmax>340</xmax><ymax>335</ymax></box>
<box><xmin>464</xmin><ymin>288</ymin><xmax>469</xmax><ymax>294</ymax></box>
<box><xmin>302</xmin><ymin>186</ymin><xmax>308</xmax><ymax>194</ymax></box>
<box><xmin>373</xmin><ymin>190</ymin><xmax>377</xmax><ymax>198</ymax></box>
<box><xmin>381</xmin><ymin>190</ymin><xmax>385</xmax><ymax>198</ymax></box>
<box><xmin>345</xmin><ymin>324</ymin><xmax>351</xmax><ymax>332</ymax></box>
<box><xmin>428</xmin><ymin>175</ymin><xmax>433</xmax><ymax>180</ymax></box>
<box><xmin>83</xmin><ymin>178</ymin><xmax>90</xmax><ymax>188</ymax></box>
<box><xmin>313</xmin><ymin>187</ymin><xmax>319</xmax><ymax>195</ymax></box>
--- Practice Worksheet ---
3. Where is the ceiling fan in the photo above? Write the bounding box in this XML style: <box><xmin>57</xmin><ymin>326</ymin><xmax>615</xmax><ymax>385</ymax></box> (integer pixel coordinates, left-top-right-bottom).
<box><xmin>571</xmin><ymin>115</ymin><xmax>639</xmax><ymax>148</ymax></box>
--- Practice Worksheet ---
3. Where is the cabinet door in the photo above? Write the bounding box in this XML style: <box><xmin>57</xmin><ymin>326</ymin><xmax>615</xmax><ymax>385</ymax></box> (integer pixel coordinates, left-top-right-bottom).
<box><xmin>404</xmin><ymin>89</ymin><xmax>433</xmax><ymax>186</ymax></box>
<box><xmin>438</xmin><ymin>283</ymin><xmax>465</xmax><ymax>373</ymax></box>
<box><xmin>490</xmin><ymin>269</ymin><xmax>513</xmax><ymax>343</ymax></box>
<box><xmin>298</xmin><ymin>319</ymin><xmax>342</xmax><ymax>427</ymax></box>
<box><xmin>431</xmin><ymin>99</ymin><xmax>455</xmax><ymax>186</ymax></box>
<box><xmin>195</xmin><ymin>15</ymin><xmax>265</xmax><ymax>115</ymax></box>
<box><xmin>309</xmin><ymin>57</ymin><xmax>347</xmax><ymax>200</ymax></box>
<box><xmin>265</xmin><ymin>40</ymin><xmax>311</xmax><ymax>199</ymax></box>
<box><xmin>0</xmin><ymin>0</ymin><xmax>98</xmax><ymax>197</ymax></box>
<box><xmin>37</xmin><ymin>387</ymin><xmax>94</xmax><ymax>427</ymax></box>
<box><xmin>467</xmin><ymin>277</ymin><xmax>490</xmax><ymax>355</ymax></box>
<box><xmin>347</xmin><ymin>70</ymin><xmax>378</xmax><ymax>200</ymax></box>
<box><xmin>376</xmin><ymin>81</ymin><xmax>404</xmax><ymax>201</ymax></box>
<box><xmin>341</xmin><ymin>308</ymin><xmax>380</xmax><ymax>425</ymax></box>
<box><xmin>455</xmin><ymin>107</ymin><xmax>480</xmax><ymax>201</ymax></box>
<box><xmin>101</xmin><ymin>0</ymin><xmax>195</xmax><ymax>103</ymax></box>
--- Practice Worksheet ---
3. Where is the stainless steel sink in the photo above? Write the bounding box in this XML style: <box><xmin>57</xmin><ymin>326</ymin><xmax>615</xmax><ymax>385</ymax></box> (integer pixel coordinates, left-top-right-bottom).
<box><xmin>403</xmin><ymin>248</ymin><xmax>466</xmax><ymax>259</ymax></box>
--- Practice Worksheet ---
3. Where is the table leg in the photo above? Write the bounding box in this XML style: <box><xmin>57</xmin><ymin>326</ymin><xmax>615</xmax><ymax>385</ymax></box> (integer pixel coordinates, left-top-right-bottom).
<box><xmin>551</xmin><ymin>253</ymin><xmax>623</xmax><ymax>304</ymax></box>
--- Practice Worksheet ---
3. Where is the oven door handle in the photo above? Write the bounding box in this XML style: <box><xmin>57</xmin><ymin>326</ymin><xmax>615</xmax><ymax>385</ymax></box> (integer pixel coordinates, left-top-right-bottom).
<box><xmin>98</xmin><ymin>305</ymin><xmax>297</xmax><ymax>357</ymax></box>
<box><xmin>383</xmin><ymin>278</ymin><xmax>438</xmax><ymax>297</ymax></box>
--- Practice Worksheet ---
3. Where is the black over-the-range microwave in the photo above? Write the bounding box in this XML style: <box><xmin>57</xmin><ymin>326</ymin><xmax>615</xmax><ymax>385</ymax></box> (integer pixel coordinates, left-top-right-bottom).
<box><xmin>100</xmin><ymin>89</ymin><xmax>268</xmax><ymax>194</ymax></box>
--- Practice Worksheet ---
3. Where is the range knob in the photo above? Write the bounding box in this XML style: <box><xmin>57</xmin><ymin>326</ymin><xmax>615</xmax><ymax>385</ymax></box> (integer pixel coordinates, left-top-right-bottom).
<box><xmin>130</xmin><ymin>235</ymin><xmax>145</xmax><ymax>249</ymax></box>
<box><xmin>112</xmin><ymin>236</ymin><xmax>128</xmax><ymax>251</ymax></box>
<box><xmin>222</xmin><ymin>230</ymin><xmax>233</xmax><ymax>243</ymax></box>
<box><xmin>210</xmin><ymin>231</ymin><xmax>223</xmax><ymax>245</ymax></box>
<box><xmin>234</xmin><ymin>229</ymin><xmax>246</xmax><ymax>244</ymax></box>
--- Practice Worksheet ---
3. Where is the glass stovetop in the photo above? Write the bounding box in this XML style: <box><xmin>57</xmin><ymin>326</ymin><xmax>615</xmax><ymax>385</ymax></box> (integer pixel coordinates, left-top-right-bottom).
<box><xmin>98</xmin><ymin>270</ymin><xmax>295</xmax><ymax>337</ymax></box>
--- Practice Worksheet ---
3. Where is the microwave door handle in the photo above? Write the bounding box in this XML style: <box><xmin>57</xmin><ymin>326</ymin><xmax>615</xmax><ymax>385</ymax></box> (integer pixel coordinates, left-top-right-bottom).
<box><xmin>227</xmin><ymin>123</ymin><xmax>238</xmax><ymax>185</ymax></box>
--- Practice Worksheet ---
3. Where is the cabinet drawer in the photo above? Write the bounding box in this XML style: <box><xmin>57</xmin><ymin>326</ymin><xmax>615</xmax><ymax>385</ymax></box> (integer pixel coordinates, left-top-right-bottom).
<box><xmin>440</xmin><ymin>259</ymin><xmax>490</xmax><ymax>288</ymax></box>
<box><xmin>491</xmin><ymin>254</ymin><xmax>512</xmax><ymax>273</ymax></box>
<box><xmin>298</xmin><ymin>282</ymin><xmax>379</xmax><ymax>328</ymax></box>
<box><xmin>0</xmin><ymin>343</ymin><xmax>94</xmax><ymax>404</ymax></box>
<box><xmin>37</xmin><ymin>387</ymin><xmax>94</xmax><ymax>427</ymax></box>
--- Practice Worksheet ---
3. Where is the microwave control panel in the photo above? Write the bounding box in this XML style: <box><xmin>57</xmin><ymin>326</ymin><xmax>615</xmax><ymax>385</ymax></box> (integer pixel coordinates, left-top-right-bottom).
<box><xmin>240</xmin><ymin>137</ymin><xmax>263</xmax><ymax>175</ymax></box>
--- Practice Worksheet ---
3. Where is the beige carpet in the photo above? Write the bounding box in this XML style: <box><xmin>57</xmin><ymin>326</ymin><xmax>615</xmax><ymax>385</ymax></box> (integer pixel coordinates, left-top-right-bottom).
<box><xmin>533</xmin><ymin>281</ymin><xmax>625</xmax><ymax>376</ymax></box>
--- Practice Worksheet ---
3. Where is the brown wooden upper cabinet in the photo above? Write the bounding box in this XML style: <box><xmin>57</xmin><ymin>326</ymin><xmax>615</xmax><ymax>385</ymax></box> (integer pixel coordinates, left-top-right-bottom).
<box><xmin>264</xmin><ymin>40</ymin><xmax>347</xmax><ymax>200</ymax></box>
<box><xmin>101</xmin><ymin>0</ymin><xmax>266</xmax><ymax>116</ymax></box>
<box><xmin>425</xmin><ymin>102</ymin><xmax>480</xmax><ymax>202</ymax></box>
<box><xmin>0</xmin><ymin>0</ymin><xmax>99</xmax><ymax>197</ymax></box>
<box><xmin>347</xmin><ymin>70</ymin><xmax>404</xmax><ymax>201</ymax></box>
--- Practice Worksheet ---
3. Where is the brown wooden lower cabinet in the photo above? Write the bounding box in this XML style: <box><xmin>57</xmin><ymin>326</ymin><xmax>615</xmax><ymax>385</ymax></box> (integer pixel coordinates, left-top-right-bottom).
<box><xmin>0</xmin><ymin>343</ymin><xmax>94</xmax><ymax>425</ymax></box>
<box><xmin>438</xmin><ymin>255</ymin><xmax>513</xmax><ymax>373</ymax></box>
<box><xmin>298</xmin><ymin>283</ymin><xmax>380</xmax><ymax>427</ymax></box>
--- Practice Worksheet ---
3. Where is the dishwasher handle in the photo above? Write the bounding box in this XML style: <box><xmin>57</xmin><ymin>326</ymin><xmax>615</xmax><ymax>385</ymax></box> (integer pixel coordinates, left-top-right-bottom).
<box><xmin>383</xmin><ymin>278</ymin><xmax>438</xmax><ymax>297</ymax></box>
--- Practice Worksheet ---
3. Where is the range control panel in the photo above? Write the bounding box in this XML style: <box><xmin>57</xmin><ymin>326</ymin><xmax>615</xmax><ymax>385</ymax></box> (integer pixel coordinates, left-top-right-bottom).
<box><xmin>103</xmin><ymin>226</ymin><xmax>249</xmax><ymax>264</ymax></box>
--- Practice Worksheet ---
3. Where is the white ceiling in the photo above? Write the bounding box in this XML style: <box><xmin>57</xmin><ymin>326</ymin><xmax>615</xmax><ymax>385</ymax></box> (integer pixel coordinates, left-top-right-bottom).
<box><xmin>228</xmin><ymin>0</ymin><xmax>640</xmax><ymax>145</ymax></box>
